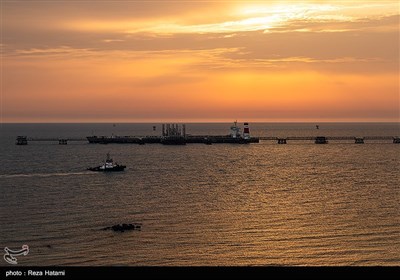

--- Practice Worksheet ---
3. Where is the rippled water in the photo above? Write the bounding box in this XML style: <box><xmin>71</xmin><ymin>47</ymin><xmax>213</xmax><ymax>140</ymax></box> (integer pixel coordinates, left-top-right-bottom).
<box><xmin>1</xmin><ymin>123</ymin><xmax>399</xmax><ymax>266</ymax></box>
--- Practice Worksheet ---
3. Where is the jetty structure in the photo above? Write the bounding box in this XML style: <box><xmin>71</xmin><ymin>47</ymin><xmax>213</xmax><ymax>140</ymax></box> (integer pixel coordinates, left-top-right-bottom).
<box><xmin>86</xmin><ymin>121</ymin><xmax>258</xmax><ymax>145</ymax></box>
<box><xmin>15</xmin><ymin>122</ymin><xmax>400</xmax><ymax>145</ymax></box>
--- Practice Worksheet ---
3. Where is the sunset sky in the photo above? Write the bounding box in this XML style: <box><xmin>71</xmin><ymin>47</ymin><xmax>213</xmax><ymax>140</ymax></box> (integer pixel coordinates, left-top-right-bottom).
<box><xmin>1</xmin><ymin>0</ymin><xmax>399</xmax><ymax>122</ymax></box>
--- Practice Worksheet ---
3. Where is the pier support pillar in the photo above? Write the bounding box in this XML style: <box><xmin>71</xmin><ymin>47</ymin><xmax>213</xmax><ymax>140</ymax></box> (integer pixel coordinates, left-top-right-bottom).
<box><xmin>16</xmin><ymin>136</ymin><xmax>28</xmax><ymax>145</ymax></box>
<box><xmin>393</xmin><ymin>137</ymin><xmax>400</xmax><ymax>144</ymax></box>
<box><xmin>59</xmin><ymin>139</ymin><xmax>68</xmax><ymax>145</ymax></box>
<box><xmin>355</xmin><ymin>138</ymin><xmax>364</xmax><ymax>144</ymax></box>
<box><xmin>315</xmin><ymin>137</ymin><xmax>328</xmax><ymax>144</ymax></box>
<box><xmin>277</xmin><ymin>138</ymin><xmax>287</xmax><ymax>144</ymax></box>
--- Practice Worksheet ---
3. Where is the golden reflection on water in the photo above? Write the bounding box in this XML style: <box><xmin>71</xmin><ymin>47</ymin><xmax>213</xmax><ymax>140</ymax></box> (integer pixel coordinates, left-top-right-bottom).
<box><xmin>1</xmin><ymin>124</ymin><xmax>399</xmax><ymax>265</ymax></box>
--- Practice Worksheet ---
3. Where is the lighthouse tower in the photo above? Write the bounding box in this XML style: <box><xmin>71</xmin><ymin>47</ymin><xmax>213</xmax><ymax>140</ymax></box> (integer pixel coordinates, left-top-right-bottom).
<box><xmin>243</xmin><ymin>122</ymin><xmax>250</xmax><ymax>139</ymax></box>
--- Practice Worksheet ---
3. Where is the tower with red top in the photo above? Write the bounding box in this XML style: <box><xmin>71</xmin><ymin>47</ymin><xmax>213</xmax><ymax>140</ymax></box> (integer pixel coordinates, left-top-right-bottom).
<box><xmin>243</xmin><ymin>122</ymin><xmax>250</xmax><ymax>139</ymax></box>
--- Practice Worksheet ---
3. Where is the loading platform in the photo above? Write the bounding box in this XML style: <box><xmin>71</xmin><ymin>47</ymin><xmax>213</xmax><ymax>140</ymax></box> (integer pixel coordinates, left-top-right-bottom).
<box><xmin>15</xmin><ymin>135</ymin><xmax>399</xmax><ymax>145</ymax></box>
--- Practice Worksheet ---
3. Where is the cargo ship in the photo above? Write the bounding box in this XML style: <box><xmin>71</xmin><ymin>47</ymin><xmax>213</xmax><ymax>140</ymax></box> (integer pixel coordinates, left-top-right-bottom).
<box><xmin>86</xmin><ymin>122</ymin><xmax>259</xmax><ymax>145</ymax></box>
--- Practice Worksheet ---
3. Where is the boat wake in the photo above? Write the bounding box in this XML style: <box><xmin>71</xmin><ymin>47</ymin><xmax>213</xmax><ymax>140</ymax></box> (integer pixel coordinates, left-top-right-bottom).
<box><xmin>0</xmin><ymin>172</ymin><xmax>96</xmax><ymax>179</ymax></box>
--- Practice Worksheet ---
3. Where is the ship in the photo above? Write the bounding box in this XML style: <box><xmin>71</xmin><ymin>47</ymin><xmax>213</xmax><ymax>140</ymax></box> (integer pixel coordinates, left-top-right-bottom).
<box><xmin>86</xmin><ymin>122</ymin><xmax>259</xmax><ymax>145</ymax></box>
<box><xmin>87</xmin><ymin>153</ymin><xmax>126</xmax><ymax>172</ymax></box>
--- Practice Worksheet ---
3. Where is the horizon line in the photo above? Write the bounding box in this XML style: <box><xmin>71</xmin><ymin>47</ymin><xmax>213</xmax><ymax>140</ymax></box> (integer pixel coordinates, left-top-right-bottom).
<box><xmin>1</xmin><ymin>121</ymin><xmax>399</xmax><ymax>124</ymax></box>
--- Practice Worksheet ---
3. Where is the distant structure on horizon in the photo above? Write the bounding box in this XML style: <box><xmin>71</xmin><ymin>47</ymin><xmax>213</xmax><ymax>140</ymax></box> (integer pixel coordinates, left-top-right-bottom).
<box><xmin>161</xmin><ymin>124</ymin><xmax>186</xmax><ymax>145</ymax></box>
<box><xmin>162</xmin><ymin>124</ymin><xmax>186</xmax><ymax>137</ymax></box>
<box><xmin>17</xmin><ymin>121</ymin><xmax>400</xmax><ymax>145</ymax></box>
<box><xmin>230</xmin><ymin>121</ymin><xmax>241</xmax><ymax>138</ymax></box>
<box><xmin>19</xmin><ymin>121</ymin><xmax>261</xmax><ymax>145</ymax></box>
<box><xmin>230</xmin><ymin>121</ymin><xmax>251</xmax><ymax>140</ymax></box>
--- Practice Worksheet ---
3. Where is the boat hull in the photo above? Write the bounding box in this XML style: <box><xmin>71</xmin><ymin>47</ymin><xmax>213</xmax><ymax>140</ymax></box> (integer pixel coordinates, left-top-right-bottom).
<box><xmin>87</xmin><ymin>165</ymin><xmax>126</xmax><ymax>172</ymax></box>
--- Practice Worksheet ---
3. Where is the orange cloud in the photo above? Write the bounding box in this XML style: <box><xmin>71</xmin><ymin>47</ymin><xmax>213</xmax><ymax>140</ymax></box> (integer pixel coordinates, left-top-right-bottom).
<box><xmin>2</xmin><ymin>1</ymin><xmax>399</xmax><ymax>122</ymax></box>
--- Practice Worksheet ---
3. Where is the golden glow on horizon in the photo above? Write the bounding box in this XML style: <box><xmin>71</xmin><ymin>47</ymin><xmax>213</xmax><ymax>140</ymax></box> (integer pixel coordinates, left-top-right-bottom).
<box><xmin>2</xmin><ymin>1</ymin><xmax>399</xmax><ymax>122</ymax></box>
<box><xmin>60</xmin><ymin>2</ymin><xmax>400</xmax><ymax>35</ymax></box>
<box><xmin>65</xmin><ymin>3</ymin><xmax>354</xmax><ymax>34</ymax></box>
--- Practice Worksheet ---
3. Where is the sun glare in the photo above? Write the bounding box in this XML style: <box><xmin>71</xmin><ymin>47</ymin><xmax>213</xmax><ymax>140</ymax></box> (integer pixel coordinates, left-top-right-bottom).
<box><xmin>238</xmin><ymin>3</ymin><xmax>338</xmax><ymax>16</ymax></box>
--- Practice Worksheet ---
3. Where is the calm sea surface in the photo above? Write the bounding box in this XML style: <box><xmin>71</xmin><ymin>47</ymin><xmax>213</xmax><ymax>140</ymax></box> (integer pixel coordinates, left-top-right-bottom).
<box><xmin>1</xmin><ymin>123</ymin><xmax>399</xmax><ymax>266</ymax></box>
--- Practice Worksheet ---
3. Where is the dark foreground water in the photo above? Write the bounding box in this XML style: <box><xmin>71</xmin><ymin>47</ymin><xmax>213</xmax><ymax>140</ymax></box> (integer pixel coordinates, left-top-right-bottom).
<box><xmin>1</xmin><ymin>123</ymin><xmax>399</xmax><ymax>266</ymax></box>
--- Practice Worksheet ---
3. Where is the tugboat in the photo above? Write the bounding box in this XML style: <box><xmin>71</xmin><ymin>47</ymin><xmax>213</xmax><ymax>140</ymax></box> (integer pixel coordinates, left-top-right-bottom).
<box><xmin>87</xmin><ymin>153</ymin><xmax>126</xmax><ymax>172</ymax></box>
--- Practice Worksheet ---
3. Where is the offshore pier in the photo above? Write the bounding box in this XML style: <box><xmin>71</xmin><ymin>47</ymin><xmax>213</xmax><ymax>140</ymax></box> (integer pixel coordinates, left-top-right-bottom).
<box><xmin>15</xmin><ymin>122</ymin><xmax>400</xmax><ymax>145</ymax></box>
<box><xmin>85</xmin><ymin>122</ymin><xmax>258</xmax><ymax>145</ymax></box>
